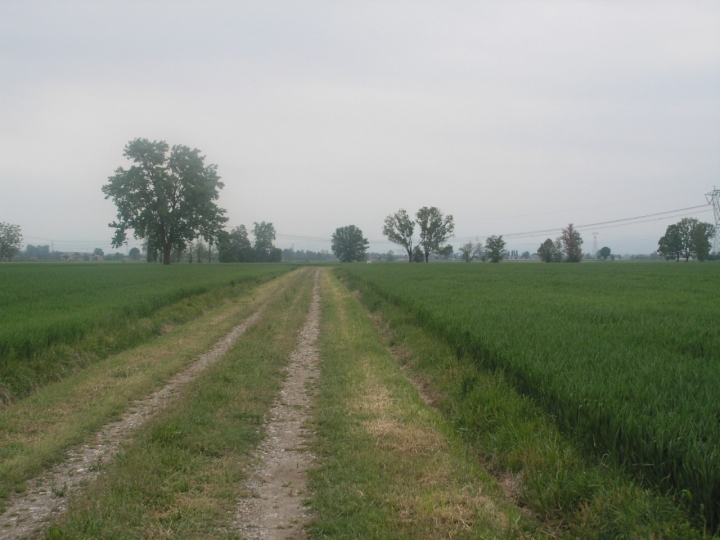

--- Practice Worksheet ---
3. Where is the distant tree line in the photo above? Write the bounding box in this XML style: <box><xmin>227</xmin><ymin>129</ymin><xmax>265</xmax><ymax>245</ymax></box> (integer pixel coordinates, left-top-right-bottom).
<box><xmin>283</xmin><ymin>248</ymin><xmax>336</xmax><ymax>261</ymax></box>
<box><xmin>217</xmin><ymin>222</ymin><xmax>282</xmax><ymax>263</ymax></box>
<box><xmin>19</xmin><ymin>244</ymin><xmax>59</xmax><ymax>260</ymax></box>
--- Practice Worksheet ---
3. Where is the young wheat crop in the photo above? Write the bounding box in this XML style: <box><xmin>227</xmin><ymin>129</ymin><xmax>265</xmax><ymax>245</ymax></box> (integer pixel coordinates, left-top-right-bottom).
<box><xmin>341</xmin><ymin>262</ymin><xmax>720</xmax><ymax>531</ymax></box>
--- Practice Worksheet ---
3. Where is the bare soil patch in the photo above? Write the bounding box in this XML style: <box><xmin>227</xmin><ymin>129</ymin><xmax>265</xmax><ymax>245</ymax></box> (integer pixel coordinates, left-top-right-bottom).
<box><xmin>235</xmin><ymin>270</ymin><xmax>322</xmax><ymax>540</ymax></box>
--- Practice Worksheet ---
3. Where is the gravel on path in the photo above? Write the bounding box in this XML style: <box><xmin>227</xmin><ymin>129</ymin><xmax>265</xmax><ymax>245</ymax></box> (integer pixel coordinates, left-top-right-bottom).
<box><xmin>235</xmin><ymin>269</ymin><xmax>322</xmax><ymax>540</ymax></box>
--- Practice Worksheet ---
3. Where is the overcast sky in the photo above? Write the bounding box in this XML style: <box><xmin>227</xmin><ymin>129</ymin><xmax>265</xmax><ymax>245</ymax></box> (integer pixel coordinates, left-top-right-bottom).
<box><xmin>1</xmin><ymin>1</ymin><xmax>718</xmax><ymax>255</ymax></box>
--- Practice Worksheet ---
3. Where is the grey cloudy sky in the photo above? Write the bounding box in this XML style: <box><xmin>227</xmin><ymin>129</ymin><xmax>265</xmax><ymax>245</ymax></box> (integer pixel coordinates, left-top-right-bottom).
<box><xmin>1</xmin><ymin>1</ymin><xmax>718</xmax><ymax>255</ymax></box>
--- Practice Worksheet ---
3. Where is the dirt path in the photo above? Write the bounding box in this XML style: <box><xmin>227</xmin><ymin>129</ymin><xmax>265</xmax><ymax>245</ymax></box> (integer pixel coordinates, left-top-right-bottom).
<box><xmin>235</xmin><ymin>269</ymin><xmax>321</xmax><ymax>540</ymax></box>
<box><xmin>0</xmin><ymin>303</ymin><xmax>270</xmax><ymax>540</ymax></box>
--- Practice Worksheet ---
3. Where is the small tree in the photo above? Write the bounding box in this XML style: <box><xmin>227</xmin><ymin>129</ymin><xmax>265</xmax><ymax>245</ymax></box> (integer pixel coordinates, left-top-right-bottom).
<box><xmin>437</xmin><ymin>245</ymin><xmax>454</xmax><ymax>259</ymax></box>
<box><xmin>331</xmin><ymin>225</ymin><xmax>369</xmax><ymax>262</ymax></box>
<box><xmin>0</xmin><ymin>222</ymin><xmax>22</xmax><ymax>261</ymax></box>
<box><xmin>412</xmin><ymin>245</ymin><xmax>424</xmax><ymax>262</ymax></box>
<box><xmin>416</xmin><ymin>206</ymin><xmax>455</xmax><ymax>262</ymax></box>
<box><xmin>253</xmin><ymin>222</ymin><xmax>277</xmax><ymax>262</ymax></box>
<box><xmin>93</xmin><ymin>248</ymin><xmax>104</xmax><ymax>257</ymax></box>
<box><xmin>269</xmin><ymin>247</ymin><xmax>282</xmax><ymax>262</ymax></box>
<box><xmin>691</xmin><ymin>222</ymin><xmax>716</xmax><ymax>261</ymax></box>
<box><xmin>485</xmin><ymin>235</ymin><xmax>506</xmax><ymax>263</ymax></box>
<box><xmin>387</xmin><ymin>250</ymin><xmax>395</xmax><ymax>262</ymax></box>
<box><xmin>219</xmin><ymin>225</ymin><xmax>255</xmax><ymax>262</ymax></box>
<box><xmin>459</xmin><ymin>240</ymin><xmax>482</xmax><ymax>263</ymax></box>
<box><xmin>537</xmin><ymin>238</ymin><xmax>562</xmax><ymax>263</ymax></box>
<box><xmin>521</xmin><ymin>251</ymin><xmax>530</xmax><ymax>260</ymax></box>
<box><xmin>129</xmin><ymin>247</ymin><xmax>141</xmax><ymax>260</ymax></box>
<box><xmin>194</xmin><ymin>240</ymin><xmax>208</xmax><ymax>263</ymax></box>
<box><xmin>383</xmin><ymin>209</ymin><xmax>416</xmax><ymax>263</ymax></box>
<box><xmin>598</xmin><ymin>246</ymin><xmax>611</xmax><ymax>260</ymax></box>
<box><xmin>658</xmin><ymin>224</ymin><xmax>682</xmax><ymax>261</ymax></box>
<box><xmin>560</xmin><ymin>224</ymin><xmax>583</xmax><ymax>262</ymax></box>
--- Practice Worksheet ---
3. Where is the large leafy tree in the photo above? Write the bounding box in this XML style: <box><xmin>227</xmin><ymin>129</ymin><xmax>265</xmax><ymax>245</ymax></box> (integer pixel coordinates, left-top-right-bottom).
<box><xmin>659</xmin><ymin>218</ymin><xmax>716</xmax><ymax>262</ymax></box>
<box><xmin>331</xmin><ymin>225</ymin><xmax>369</xmax><ymax>262</ymax></box>
<box><xmin>382</xmin><ymin>209</ymin><xmax>415</xmax><ymax>262</ymax></box>
<box><xmin>485</xmin><ymin>235</ymin><xmax>506</xmax><ymax>263</ymax></box>
<box><xmin>416</xmin><ymin>206</ymin><xmax>454</xmax><ymax>262</ymax></box>
<box><xmin>0</xmin><ymin>222</ymin><xmax>22</xmax><ymax>261</ymax></box>
<box><xmin>560</xmin><ymin>223</ymin><xmax>583</xmax><ymax>262</ymax></box>
<box><xmin>102</xmin><ymin>138</ymin><xmax>227</xmax><ymax>265</ymax></box>
<box><xmin>677</xmin><ymin>217</ymin><xmax>716</xmax><ymax>262</ymax></box>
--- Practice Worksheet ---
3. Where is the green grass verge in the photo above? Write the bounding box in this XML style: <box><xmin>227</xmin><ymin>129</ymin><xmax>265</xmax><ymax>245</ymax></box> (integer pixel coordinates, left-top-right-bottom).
<box><xmin>337</xmin><ymin>268</ymin><xmax>707</xmax><ymax>539</ymax></box>
<box><xmin>0</xmin><ymin>270</ymin><xmax>301</xmax><ymax>511</ymax></box>
<box><xmin>44</xmin><ymin>269</ymin><xmax>316</xmax><ymax>539</ymax></box>
<box><xmin>307</xmin><ymin>270</ymin><xmax>540</xmax><ymax>539</ymax></box>
<box><xmin>0</xmin><ymin>263</ymin><xmax>295</xmax><ymax>403</ymax></box>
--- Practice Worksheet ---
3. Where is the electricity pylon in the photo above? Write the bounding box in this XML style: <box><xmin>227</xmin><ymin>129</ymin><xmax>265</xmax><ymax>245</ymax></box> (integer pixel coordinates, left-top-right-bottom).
<box><xmin>706</xmin><ymin>187</ymin><xmax>720</xmax><ymax>252</ymax></box>
<box><xmin>592</xmin><ymin>232</ymin><xmax>598</xmax><ymax>257</ymax></box>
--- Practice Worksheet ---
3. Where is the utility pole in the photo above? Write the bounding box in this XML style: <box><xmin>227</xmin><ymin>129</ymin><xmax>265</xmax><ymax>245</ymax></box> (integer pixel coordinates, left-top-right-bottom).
<box><xmin>706</xmin><ymin>187</ymin><xmax>720</xmax><ymax>252</ymax></box>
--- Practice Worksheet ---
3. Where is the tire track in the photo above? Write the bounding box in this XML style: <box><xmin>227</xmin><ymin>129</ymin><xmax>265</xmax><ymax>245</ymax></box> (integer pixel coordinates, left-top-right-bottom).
<box><xmin>0</xmin><ymin>301</ymin><xmax>271</xmax><ymax>540</ymax></box>
<box><xmin>235</xmin><ymin>269</ymin><xmax>321</xmax><ymax>540</ymax></box>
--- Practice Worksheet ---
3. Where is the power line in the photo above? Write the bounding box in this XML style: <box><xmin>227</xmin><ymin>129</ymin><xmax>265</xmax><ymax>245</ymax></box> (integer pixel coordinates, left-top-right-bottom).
<box><xmin>455</xmin><ymin>187</ymin><xmax>706</xmax><ymax>225</ymax></box>
<box><xmin>501</xmin><ymin>204</ymin><xmax>710</xmax><ymax>239</ymax></box>
<box><xmin>22</xmin><ymin>202</ymin><xmax>713</xmax><ymax>250</ymax></box>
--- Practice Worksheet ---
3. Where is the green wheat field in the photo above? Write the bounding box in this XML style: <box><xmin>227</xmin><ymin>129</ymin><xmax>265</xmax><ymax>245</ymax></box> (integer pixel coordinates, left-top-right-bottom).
<box><xmin>340</xmin><ymin>262</ymin><xmax>720</xmax><ymax>529</ymax></box>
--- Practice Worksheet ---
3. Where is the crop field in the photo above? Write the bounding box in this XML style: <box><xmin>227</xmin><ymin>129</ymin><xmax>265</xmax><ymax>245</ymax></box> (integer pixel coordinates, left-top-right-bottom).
<box><xmin>339</xmin><ymin>262</ymin><xmax>720</xmax><ymax>529</ymax></box>
<box><xmin>0</xmin><ymin>262</ymin><xmax>716</xmax><ymax>538</ymax></box>
<box><xmin>0</xmin><ymin>263</ymin><xmax>294</xmax><ymax>401</ymax></box>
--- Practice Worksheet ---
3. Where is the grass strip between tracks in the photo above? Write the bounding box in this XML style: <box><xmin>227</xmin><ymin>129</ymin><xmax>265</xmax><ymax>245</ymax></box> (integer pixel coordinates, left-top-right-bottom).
<box><xmin>0</xmin><ymin>269</ymin><xmax>303</xmax><ymax>512</ymax></box>
<box><xmin>44</xmin><ymin>268</ymin><xmax>315</xmax><ymax>539</ymax></box>
<box><xmin>338</xmin><ymin>269</ymin><xmax>705</xmax><ymax>539</ymax></box>
<box><xmin>307</xmin><ymin>270</ymin><xmax>539</xmax><ymax>539</ymax></box>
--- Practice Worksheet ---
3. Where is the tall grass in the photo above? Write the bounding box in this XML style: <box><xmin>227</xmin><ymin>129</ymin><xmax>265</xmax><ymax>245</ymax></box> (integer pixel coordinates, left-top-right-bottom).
<box><xmin>340</xmin><ymin>262</ymin><xmax>720</xmax><ymax>531</ymax></box>
<box><xmin>0</xmin><ymin>263</ymin><xmax>293</xmax><ymax>402</ymax></box>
